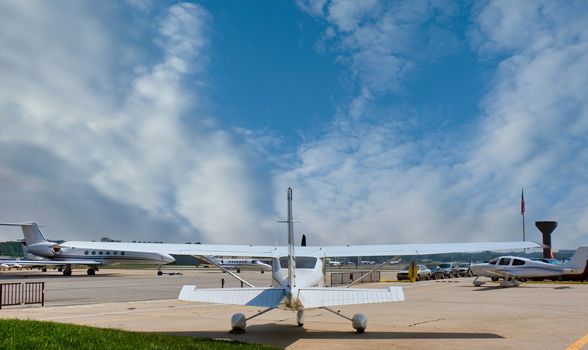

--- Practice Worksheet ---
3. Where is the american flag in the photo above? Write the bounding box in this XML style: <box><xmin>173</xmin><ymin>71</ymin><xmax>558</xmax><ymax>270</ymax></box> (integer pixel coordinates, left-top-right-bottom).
<box><xmin>520</xmin><ymin>189</ymin><xmax>525</xmax><ymax>215</ymax></box>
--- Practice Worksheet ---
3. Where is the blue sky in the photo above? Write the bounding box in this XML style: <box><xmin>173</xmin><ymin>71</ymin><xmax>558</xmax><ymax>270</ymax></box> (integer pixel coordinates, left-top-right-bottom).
<box><xmin>0</xmin><ymin>0</ymin><xmax>587</xmax><ymax>250</ymax></box>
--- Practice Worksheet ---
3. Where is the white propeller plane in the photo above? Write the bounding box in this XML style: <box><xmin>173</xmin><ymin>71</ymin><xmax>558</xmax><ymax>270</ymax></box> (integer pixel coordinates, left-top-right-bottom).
<box><xmin>469</xmin><ymin>246</ymin><xmax>588</xmax><ymax>287</ymax></box>
<box><xmin>173</xmin><ymin>188</ymin><xmax>541</xmax><ymax>333</ymax></box>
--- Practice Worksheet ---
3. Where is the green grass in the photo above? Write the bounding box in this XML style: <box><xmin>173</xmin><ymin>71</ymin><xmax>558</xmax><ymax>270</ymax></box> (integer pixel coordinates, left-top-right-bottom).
<box><xmin>0</xmin><ymin>319</ymin><xmax>278</xmax><ymax>350</ymax></box>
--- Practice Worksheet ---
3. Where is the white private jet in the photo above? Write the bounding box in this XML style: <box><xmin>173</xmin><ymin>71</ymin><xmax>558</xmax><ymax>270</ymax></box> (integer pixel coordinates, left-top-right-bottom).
<box><xmin>469</xmin><ymin>246</ymin><xmax>588</xmax><ymax>287</ymax></box>
<box><xmin>0</xmin><ymin>223</ymin><xmax>176</xmax><ymax>276</ymax></box>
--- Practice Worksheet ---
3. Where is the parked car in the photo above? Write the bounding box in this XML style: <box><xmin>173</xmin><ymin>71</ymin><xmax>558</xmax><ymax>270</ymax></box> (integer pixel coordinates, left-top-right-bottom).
<box><xmin>429</xmin><ymin>265</ymin><xmax>445</xmax><ymax>279</ymax></box>
<box><xmin>397</xmin><ymin>264</ymin><xmax>431</xmax><ymax>281</ymax></box>
<box><xmin>457</xmin><ymin>263</ymin><xmax>473</xmax><ymax>277</ymax></box>
<box><xmin>437</xmin><ymin>262</ymin><xmax>460</xmax><ymax>278</ymax></box>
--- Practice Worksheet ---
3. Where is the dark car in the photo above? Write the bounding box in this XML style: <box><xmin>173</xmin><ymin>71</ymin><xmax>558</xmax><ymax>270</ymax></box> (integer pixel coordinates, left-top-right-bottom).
<box><xmin>438</xmin><ymin>262</ymin><xmax>460</xmax><ymax>278</ymax></box>
<box><xmin>429</xmin><ymin>265</ymin><xmax>446</xmax><ymax>279</ymax></box>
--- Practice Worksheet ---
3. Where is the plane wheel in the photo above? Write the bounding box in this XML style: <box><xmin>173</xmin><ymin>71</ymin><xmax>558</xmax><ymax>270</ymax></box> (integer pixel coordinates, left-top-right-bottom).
<box><xmin>491</xmin><ymin>277</ymin><xmax>499</xmax><ymax>282</ymax></box>
<box><xmin>261</xmin><ymin>270</ymin><xmax>264</xmax><ymax>274</ymax></box>
<box><xmin>231</xmin><ymin>313</ymin><xmax>246</xmax><ymax>333</ymax></box>
<box><xmin>63</xmin><ymin>270</ymin><xmax>72</xmax><ymax>276</ymax></box>
<box><xmin>87</xmin><ymin>268</ymin><xmax>96</xmax><ymax>276</ymax></box>
<box><xmin>157</xmin><ymin>270</ymin><xmax>163</xmax><ymax>276</ymax></box>
<box><xmin>352</xmin><ymin>313</ymin><xmax>367</xmax><ymax>333</ymax></box>
<box><xmin>41</xmin><ymin>267</ymin><xmax>47</xmax><ymax>272</ymax></box>
<box><xmin>237</xmin><ymin>268</ymin><xmax>241</xmax><ymax>273</ymax></box>
<box><xmin>57</xmin><ymin>267</ymin><xmax>63</xmax><ymax>272</ymax></box>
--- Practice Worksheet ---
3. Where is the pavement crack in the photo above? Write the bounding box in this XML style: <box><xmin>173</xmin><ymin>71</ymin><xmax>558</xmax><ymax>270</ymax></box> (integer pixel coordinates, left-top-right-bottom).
<box><xmin>408</xmin><ymin>318</ymin><xmax>445</xmax><ymax>327</ymax></box>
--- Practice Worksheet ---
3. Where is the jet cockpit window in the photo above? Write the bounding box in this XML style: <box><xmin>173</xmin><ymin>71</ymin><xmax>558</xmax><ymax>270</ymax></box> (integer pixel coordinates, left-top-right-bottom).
<box><xmin>512</xmin><ymin>259</ymin><xmax>526</xmax><ymax>266</ymax></box>
<box><xmin>488</xmin><ymin>258</ymin><xmax>497</xmax><ymax>265</ymax></box>
<box><xmin>279</xmin><ymin>256</ymin><xmax>317</xmax><ymax>269</ymax></box>
<box><xmin>498</xmin><ymin>258</ymin><xmax>511</xmax><ymax>265</ymax></box>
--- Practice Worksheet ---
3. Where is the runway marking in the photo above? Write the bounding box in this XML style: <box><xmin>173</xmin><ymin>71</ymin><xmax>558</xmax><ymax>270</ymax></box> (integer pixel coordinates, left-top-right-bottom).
<box><xmin>566</xmin><ymin>332</ymin><xmax>588</xmax><ymax>350</ymax></box>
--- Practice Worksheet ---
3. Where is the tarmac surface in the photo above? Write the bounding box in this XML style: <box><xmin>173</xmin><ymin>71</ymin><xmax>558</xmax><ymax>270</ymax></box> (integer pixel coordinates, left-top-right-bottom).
<box><xmin>1</xmin><ymin>267</ymin><xmax>588</xmax><ymax>349</ymax></box>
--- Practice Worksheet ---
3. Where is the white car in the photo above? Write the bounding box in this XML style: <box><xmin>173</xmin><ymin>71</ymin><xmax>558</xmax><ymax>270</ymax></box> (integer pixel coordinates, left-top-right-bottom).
<box><xmin>396</xmin><ymin>264</ymin><xmax>431</xmax><ymax>281</ymax></box>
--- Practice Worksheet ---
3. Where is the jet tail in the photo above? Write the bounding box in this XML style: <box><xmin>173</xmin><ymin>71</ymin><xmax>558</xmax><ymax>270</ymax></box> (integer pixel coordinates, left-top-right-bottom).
<box><xmin>0</xmin><ymin>223</ymin><xmax>47</xmax><ymax>246</ymax></box>
<box><xmin>562</xmin><ymin>246</ymin><xmax>588</xmax><ymax>271</ymax></box>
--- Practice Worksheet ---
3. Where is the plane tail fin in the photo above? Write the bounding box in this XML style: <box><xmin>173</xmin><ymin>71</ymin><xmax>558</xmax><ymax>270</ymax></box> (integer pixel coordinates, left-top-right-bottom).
<box><xmin>563</xmin><ymin>246</ymin><xmax>588</xmax><ymax>271</ymax></box>
<box><xmin>0</xmin><ymin>223</ymin><xmax>47</xmax><ymax>245</ymax></box>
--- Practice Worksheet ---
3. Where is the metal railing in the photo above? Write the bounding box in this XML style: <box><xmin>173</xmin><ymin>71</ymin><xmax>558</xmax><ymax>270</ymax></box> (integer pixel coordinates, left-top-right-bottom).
<box><xmin>0</xmin><ymin>282</ymin><xmax>44</xmax><ymax>309</ymax></box>
<box><xmin>330</xmin><ymin>271</ymin><xmax>380</xmax><ymax>286</ymax></box>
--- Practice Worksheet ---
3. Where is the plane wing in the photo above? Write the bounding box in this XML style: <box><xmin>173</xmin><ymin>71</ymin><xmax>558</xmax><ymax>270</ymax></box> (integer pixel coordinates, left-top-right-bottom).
<box><xmin>179</xmin><ymin>285</ymin><xmax>285</xmax><ymax>307</ymax></box>
<box><xmin>0</xmin><ymin>259</ymin><xmax>103</xmax><ymax>266</ymax></box>
<box><xmin>63</xmin><ymin>241</ymin><xmax>541</xmax><ymax>259</ymax></box>
<box><xmin>297</xmin><ymin>241</ymin><xmax>543</xmax><ymax>258</ymax></box>
<box><xmin>297</xmin><ymin>286</ymin><xmax>404</xmax><ymax>308</ymax></box>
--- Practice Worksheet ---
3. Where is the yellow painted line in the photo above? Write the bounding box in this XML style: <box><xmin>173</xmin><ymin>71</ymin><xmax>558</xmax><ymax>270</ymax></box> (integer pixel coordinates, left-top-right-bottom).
<box><xmin>566</xmin><ymin>332</ymin><xmax>588</xmax><ymax>350</ymax></box>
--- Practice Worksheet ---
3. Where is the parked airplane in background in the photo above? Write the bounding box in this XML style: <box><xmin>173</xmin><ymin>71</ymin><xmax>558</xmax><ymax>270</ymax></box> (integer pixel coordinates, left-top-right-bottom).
<box><xmin>0</xmin><ymin>223</ymin><xmax>175</xmax><ymax>276</ymax></box>
<box><xmin>325</xmin><ymin>258</ymin><xmax>341</xmax><ymax>267</ymax></box>
<box><xmin>199</xmin><ymin>256</ymin><xmax>272</xmax><ymax>273</ymax></box>
<box><xmin>470</xmin><ymin>246</ymin><xmax>588</xmax><ymax>287</ymax></box>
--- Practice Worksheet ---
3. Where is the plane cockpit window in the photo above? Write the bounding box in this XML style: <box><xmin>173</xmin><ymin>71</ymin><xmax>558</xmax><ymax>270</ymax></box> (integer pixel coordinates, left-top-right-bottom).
<box><xmin>279</xmin><ymin>256</ymin><xmax>317</xmax><ymax>269</ymax></box>
<box><xmin>498</xmin><ymin>258</ymin><xmax>511</xmax><ymax>265</ymax></box>
<box><xmin>512</xmin><ymin>259</ymin><xmax>526</xmax><ymax>266</ymax></box>
<box><xmin>488</xmin><ymin>258</ymin><xmax>497</xmax><ymax>265</ymax></box>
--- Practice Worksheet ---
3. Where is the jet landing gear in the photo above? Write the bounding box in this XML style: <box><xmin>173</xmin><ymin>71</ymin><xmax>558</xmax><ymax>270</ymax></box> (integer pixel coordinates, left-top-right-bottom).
<box><xmin>63</xmin><ymin>265</ymin><xmax>72</xmax><ymax>276</ymax></box>
<box><xmin>322</xmin><ymin>307</ymin><xmax>367</xmax><ymax>333</ymax></box>
<box><xmin>230</xmin><ymin>307</ymin><xmax>275</xmax><ymax>333</ymax></box>
<box><xmin>87</xmin><ymin>267</ymin><xmax>98</xmax><ymax>276</ymax></box>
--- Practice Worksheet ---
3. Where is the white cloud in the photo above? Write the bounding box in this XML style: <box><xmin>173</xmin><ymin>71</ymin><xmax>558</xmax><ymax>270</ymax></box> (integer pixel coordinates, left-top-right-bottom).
<box><xmin>0</xmin><ymin>2</ymin><xmax>267</xmax><ymax>243</ymax></box>
<box><xmin>285</xmin><ymin>0</ymin><xmax>588</xmax><ymax>248</ymax></box>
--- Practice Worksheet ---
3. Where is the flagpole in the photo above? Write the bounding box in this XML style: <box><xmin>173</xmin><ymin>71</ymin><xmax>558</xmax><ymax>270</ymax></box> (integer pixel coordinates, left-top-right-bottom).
<box><xmin>521</xmin><ymin>188</ymin><xmax>526</xmax><ymax>243</ymax></box>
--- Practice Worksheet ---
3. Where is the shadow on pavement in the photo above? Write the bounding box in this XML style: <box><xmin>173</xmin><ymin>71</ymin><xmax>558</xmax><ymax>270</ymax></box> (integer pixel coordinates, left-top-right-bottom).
<box><xmin>161</xmin><ymin>323</ymin><xmax>503</xmax><ymax>348</ymax></box>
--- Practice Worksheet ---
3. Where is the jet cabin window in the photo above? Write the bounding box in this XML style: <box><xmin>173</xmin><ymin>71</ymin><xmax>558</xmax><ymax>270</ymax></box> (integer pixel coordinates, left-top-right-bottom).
<box><xmin>498</xmin><ymin>258</ymin><xmax>511</xmax><ymax>266</ymax></box>
<box><xmin>279</xmin><ymin>257</ymin><xmax>317</xmax><ymax>269</ymax></box>
<box><xmin>512</xmin><ymin>259</ymin><xmax>526</xmax><ymax>266</ymax></box>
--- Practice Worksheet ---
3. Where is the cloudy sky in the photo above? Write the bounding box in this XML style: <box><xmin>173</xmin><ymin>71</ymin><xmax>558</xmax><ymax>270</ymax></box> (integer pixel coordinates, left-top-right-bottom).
<box><xmin>0</xmin><ymin>1</ymin><xmax>586</xmax><ymax>250</ymax></box>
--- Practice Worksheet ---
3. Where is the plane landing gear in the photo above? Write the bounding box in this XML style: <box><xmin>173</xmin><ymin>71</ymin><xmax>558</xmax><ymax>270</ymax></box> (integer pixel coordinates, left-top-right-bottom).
<box><xmin>229</xmin><ymin>307</ymin><xmax>275</xmax><ymax>333</ymax></box>
<box><xmin>87</xmin><ymin>267</ymin><xmax>97</xmax><ymax>276</ymax></box>
<box><xmin>352</xmin><ymin>313</ymin><xmax>367</xmax><ymax>333</ymax></box>
<box><xmin>296</xmin><ymin>310</ymin><xmax>305</xmax><ymax>327</ymax></box>
<box><xmin>322</xmin><ymin>307</ymin><xmax>368</xmax><ymax>333</ymax></box>
<box><xmin>63</xmin><ymin>265</ymin><xmax>72</xmax><ymax>276</ymax></box>
<box><xmin>230</xmin><ymin>313</ymin><xmax>247</xmax><ymax>333</ymax></box>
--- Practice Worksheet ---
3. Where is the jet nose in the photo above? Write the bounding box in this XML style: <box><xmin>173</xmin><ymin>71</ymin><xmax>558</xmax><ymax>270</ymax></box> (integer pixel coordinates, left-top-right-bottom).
<box><xmin>160</xmin><ymin>253</ymin><xmax>176</xmax><ymax>264</ymax></box>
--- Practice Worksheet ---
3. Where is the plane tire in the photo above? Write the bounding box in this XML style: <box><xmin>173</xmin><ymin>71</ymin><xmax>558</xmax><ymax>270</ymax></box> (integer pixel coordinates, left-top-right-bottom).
<box><xmin>157</xmin><ymin>270</ymin><xmax>163</xmax><ymax>276</ymax></box>
<box><xmin>87</xmin><ymin>268</ymin><xmax>96</xmax><ymax>276</ymax></box>
<box><xmin>41</xmin><ymin>267</ymin><xmax>47</xmax><ymax>272</ymax></box>
<box><xmin>237</xmin><ymin>268</ymin><xmax>241</xmax><ymax>273</ymax></box>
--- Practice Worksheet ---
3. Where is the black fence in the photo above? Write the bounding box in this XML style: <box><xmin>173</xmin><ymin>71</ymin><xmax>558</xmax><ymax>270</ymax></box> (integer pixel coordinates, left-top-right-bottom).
<box><xmin>0</xmin><ymin>282</ymin><xmax>44</xmax><ymax>309</ymax></box>
<box><xmin>330</xmin><ymin>271</ymin><xmax>380</xmax><ymax>286</ymax></box>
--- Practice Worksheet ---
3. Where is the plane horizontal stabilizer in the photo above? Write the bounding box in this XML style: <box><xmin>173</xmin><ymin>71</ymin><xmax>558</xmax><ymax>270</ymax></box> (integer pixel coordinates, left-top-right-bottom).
<box><xmin>297</xmin><ymin>286</ymin><xmax>404</xmax><ymax>309</ymax></box>
<box><xmin>178</xmin><ymin>285</ymin><xmax>285</xmax><ymax>307</ymax></box>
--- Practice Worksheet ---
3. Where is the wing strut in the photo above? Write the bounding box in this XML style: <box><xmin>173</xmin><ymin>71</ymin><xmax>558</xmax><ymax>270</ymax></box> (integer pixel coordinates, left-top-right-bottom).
<box><xmin>197</xmin><ymin>256</ymin><xmax>255</xmax><ymax>288</ymax></box>
<box><xmin>345</xmin><ymin>256</ymin><xmax>401</xmax><ymax>288</ymax></box>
